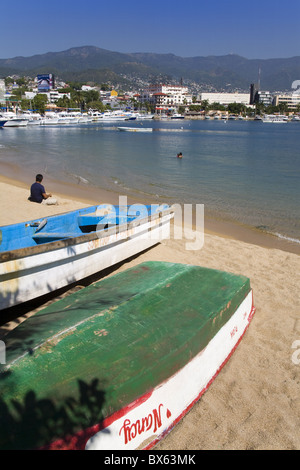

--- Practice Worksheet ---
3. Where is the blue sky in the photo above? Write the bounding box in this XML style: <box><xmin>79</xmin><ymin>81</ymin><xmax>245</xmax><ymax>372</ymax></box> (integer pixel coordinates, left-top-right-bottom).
<box><xmin>1</xmin><ymin>0</ymin><xmax>299</xmax><ymax>59</ymax></box>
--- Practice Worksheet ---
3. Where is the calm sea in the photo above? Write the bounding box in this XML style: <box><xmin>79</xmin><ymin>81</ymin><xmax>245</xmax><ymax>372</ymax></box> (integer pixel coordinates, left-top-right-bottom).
<box><xmin>0</xmin><ymin>118</ymin><xmax>299</xmax><ymax>244</ymax></box>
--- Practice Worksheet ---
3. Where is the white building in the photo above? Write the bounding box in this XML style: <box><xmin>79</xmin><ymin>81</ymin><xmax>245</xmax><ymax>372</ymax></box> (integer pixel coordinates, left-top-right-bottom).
<box><xmin>81</xmin><ymin>85</ymin><xmax>97</xmax><ymax>91</ymax></box>
<box><xmin>200</xmin><ymin>92</ymin><xmax>250</xmax><ymax>106</ymax></box>
<box><xmin>24</xmin><ymin>90</ymin><xmax>71</xmax><ymax>103</ymax></box>
<box><xmin>0</xmin><ymin>79</ymin><xmax>5</xmax><ymax>105</ymax></box>
<box><xmin>24</xmin><ymin>91</ymin><xmax>37</xmax><ymax>100</ymax></box>
<box><xmin>140</xmin><ymin>84</ymin><xmax>192</xmax><ymax>111</ymax></box>
<box><xmin>274</xmin><ymin>93</ymin><xmax>300</xmax><ymax>110</ymax></box>
<box><xmin>257</xmin><ymin>91</ymin><xmax>274</xmax><ymax>106</ymax></box>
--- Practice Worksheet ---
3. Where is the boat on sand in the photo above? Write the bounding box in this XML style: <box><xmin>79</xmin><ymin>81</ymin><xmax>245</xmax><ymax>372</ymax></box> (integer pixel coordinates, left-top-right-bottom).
<box><xmin>0</xmin><ymin>203</ymin><xmax>173</xmax><ymax>310</ymax></box>
<box><xmin>0</xmin><ymin>261</ymin><xmax>255</xmax><ymax>450</ymax></box>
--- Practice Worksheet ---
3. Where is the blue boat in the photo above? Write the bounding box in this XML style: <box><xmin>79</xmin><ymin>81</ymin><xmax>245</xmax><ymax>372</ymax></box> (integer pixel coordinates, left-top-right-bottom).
<box><xmin>0</xmin><ymin>120</ymin><xmax>8</xmax><ymax>128</ymax></box>
<box><xmin>0</xmin><ymin>203</ymin><xmax>173</xmax><ymax>310</ymax></box>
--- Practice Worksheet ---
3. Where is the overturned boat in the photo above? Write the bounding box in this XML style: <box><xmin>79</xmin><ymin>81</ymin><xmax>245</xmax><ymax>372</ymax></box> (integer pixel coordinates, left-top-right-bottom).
<box><xmin>0</xmin><ymin>261</ymin><xmax>255</xmax><ymax>450</ymax></box>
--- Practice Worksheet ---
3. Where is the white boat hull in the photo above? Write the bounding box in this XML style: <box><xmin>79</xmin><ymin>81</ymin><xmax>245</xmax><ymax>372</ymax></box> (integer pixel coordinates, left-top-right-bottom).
<box><xmin>84</xmin><ymin>289</ymin><xmax>255</xmax><ymax>450</ymax></box>
<box><xmin>118</xmin><ymin>127</ymin><xmax>153</xmax><ymax>132</ymax></box>
<box><xmin>4</xmin><ymin>119</ymin><xmax>28</xmax><ymax>127</ymax></box>
<box><xmin>0</xmin><ymin>211</ymin><xmax>172</xmax><ymax>310</ymax></box>
<box><xmin>40</xmin><ymin>118</ymin><xmax>59</xmax><ymax>125</ymax></box>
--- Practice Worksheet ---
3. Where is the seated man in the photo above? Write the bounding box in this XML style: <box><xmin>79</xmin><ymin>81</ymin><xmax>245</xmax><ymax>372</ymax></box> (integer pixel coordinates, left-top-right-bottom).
<box><xmin>29</xmin><ymin>174</ymin><xmax>57</xmax><ymax>205</ymax></box>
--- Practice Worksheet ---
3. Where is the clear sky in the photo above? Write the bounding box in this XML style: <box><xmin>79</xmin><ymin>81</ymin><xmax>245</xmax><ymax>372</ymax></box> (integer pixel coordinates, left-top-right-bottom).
<box><xmin>1</xmin><ymin>0</ymin><xmax>299</xmax><ymax>60</ymax></box>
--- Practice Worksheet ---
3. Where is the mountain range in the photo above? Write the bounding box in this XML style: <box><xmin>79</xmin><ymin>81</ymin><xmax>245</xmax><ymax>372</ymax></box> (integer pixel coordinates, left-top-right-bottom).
<box><xmin>1</xmin><ymin>46</ymin><xmax>300</xmax><ymax>92</ymax></box>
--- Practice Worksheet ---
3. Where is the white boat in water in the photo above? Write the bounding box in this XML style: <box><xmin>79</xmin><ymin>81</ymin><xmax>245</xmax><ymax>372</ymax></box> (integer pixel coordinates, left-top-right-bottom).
<box><xmin>89</xmin><ymin>111</ymin><xmax>102</xmax><ymax>121</ymax></box>
<box><xmin>262</xmin><ymin>114</ymin><xmax>288</xmax><ymax>123</ymax></box>
<box><xmin>118</xmin><ymin>126</ymin><xmax>153</xmax><ymax>132</ymax></box>
<box><xmin>77</xmin><ymin>114</ymin><xmax>91</xmax><ymax>123</ymax></box>
<box><xmin>40</xmin><ymin>112</ymin><xmax>59</xmax><ymax>125</ymax></box>
<box><xmin>27</xmin><ymin>115</ymin><xmax>43</xmax><ymax>125</ymax></box>
<box><xmin>135</xmin><ymin>113</ymin><xmax>154</xmax><ymax>120</ymax></box>
<box><xmin>171</xmin><ymin>113</ymin><xmax>185</xmax><ymax>120</ymax></box>
<box><xmin>101</xmin><ymin>110</ymin><xmax>134</xmax><ymax>121</ymax></box>
<box><xmin>19</xmin><ymin>110</ymin><xmax>42</xmax><ymax>125</ymax></box>
<box><xmin>56</xmin><ymin>112</ymin><xmax>90</xmax><ymax>124</ymax></box>
<box><xmin>88</xmin><ymin>110</ymin><xmax>133</xmax><ymax>121</ymax></box>
<box><xmin>4</xmin><ymin>118</ymin><xmax>28</xmax><ymax>127</ymax></box>
<box><xmin>0</xmin><ymin>112</ymin><xmax>28</xmax><ymax>127</ymax></box>
<box><xmin>56</xmin><ymin>112</ymin><xmax>71</xmax><ymax>124</ymax></box>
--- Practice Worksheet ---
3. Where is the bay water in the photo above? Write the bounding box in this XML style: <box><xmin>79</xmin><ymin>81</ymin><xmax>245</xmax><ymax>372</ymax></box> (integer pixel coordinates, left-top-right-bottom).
<box><xmin>0</xmin><ymin>118</ymin><xmax>299</xmax><ymax>245</ymax></box>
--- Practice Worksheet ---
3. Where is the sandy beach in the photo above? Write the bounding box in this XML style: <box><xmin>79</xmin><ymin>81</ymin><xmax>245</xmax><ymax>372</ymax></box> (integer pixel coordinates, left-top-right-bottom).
<box><xmin>0</xmin><ymin>175</ymin><xmax>299</xmax><ymax>450</ymax></box>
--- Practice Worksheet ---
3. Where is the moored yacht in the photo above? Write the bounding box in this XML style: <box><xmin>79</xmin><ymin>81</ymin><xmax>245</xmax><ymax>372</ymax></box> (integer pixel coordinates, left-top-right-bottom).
<box><xmin>262</xmin><ymin>114</ymin><xmax>288</xmax><ymax>123</ymax></box>
<box><xmin>171</xmin><ymin>113</ymin><xmax>185</xmax><ymax>120</ymax></box>
<box><xmin>135</xmin><ymin>113</ymin><xmax>154</xmax><ymax>120</ymax></box>
<box><xmin>100</xmin><ymin>110</ymin><xmax>134</xmax><ymax>121</ymax></box>
<box><xmin>40</xmin><ymin>112</ymin><xmax>59</xmax><ymax>125</ymax></box>
<box><xmin>0</xmin><ymin>112</ymin><xmax>29</xmax><ymax>127</ymax></box>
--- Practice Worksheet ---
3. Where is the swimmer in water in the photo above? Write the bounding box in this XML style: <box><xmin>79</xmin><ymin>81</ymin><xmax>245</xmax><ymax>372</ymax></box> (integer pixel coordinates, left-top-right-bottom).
<box><xmin>177</xmin><ymin>152</ymin><xmax>183</xmax><ymax>158</ymax></box>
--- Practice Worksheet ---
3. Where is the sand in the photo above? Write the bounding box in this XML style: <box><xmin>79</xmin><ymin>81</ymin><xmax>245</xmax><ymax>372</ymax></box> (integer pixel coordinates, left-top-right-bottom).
<box><xmin>0</xmin><ymin>176</ymin><xmax>299</xmax><ymax>450</ymax></box>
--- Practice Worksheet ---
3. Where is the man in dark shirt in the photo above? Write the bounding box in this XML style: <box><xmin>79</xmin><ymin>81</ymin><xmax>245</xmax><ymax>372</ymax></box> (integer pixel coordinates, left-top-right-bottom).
<box><xmin>29</xmin><ymin>174</ymin><xmax>56</xmax><ymax>204</ymax></box>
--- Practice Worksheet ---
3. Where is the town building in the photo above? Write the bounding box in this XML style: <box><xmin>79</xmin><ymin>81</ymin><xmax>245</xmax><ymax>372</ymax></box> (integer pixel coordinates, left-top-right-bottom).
<box><xmin>140</xmin><ymin>84</ymin><xmax>192</xmax><ymax>112</ymax></box>
<box><xmin>250</xmin><ymin>83</ymin><xmax>259</xmax><ymax>104</ymax></box>
<box><xmin>257</xmin><ymin>91</ymin><xmax>274</xmax><ymax>106</ymax></box>
<box><xmin>199</xmin><ymin>92</ymin><xmax>250</xmax><ymax>106</ymax></box>
<box><xmin>24</xmin><ymin>90</ymin><xmax>71</xmax><ymax>103</ymax></box>
<box><xmin>0</xmin><ymin>79</ymin><xmax>5</xmax><ymax>105</ymax></box>
<box><xmin>37</xmin><ymin>74</ymin><xmax>55</xmax><ymax>92</ymax></box>
<box><xmin>273</xmin><ymin>93</ymin><xmax>300</xmax><ymax>110</ymax></box>
<box><xmin>248</xmin><ymin>84</ymin><xmax>300</xmax><ymax>109</ymax></box>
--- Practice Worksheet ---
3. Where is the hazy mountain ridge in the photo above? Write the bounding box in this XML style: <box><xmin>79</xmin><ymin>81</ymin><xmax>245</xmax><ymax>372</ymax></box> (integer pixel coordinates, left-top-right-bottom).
<box><xmin>1</xmin><ymin>46</ymin><xmax>300</xmax><ymax>91</ymax></box>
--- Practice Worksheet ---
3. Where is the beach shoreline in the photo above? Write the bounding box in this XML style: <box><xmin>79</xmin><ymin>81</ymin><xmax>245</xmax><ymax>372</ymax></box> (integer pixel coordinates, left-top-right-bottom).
<box><xmin>0</xmin><ymin>171</ymin><xmax>299</xmax><ymax>450</ymax></box>
<box><xmin>0</xmin><ymin>169</ymin><xmax>299</xmax><ymax>255</ymax></box>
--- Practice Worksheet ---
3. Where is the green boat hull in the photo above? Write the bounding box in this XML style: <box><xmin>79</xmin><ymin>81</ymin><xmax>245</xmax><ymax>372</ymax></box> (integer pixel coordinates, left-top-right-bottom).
<box><xmin>0</xmin><ymin>261</ymin><xmax>254</xmax><ymax>450</ymax></box>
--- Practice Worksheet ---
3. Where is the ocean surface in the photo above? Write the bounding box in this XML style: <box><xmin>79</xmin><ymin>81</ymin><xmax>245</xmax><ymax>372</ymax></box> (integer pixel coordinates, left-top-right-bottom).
<box><xmin>0</xmin><ymin>118</ymin><xmax>299</xmax><ymax>245</ymax></box>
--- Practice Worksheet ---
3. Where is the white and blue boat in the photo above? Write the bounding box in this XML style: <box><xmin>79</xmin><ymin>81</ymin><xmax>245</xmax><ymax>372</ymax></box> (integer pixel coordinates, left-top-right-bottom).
<box><xmin>0</xmin><ymin>203</ymin><xmax>173</xmax><ymax>310</ymax></box>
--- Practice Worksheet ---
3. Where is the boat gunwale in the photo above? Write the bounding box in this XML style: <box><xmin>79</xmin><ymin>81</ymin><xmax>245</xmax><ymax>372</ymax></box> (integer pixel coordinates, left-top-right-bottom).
<box><xmin>0</xmin><ymin>208</ymin><xmax>173</xmax><ymax>263</ymax></box>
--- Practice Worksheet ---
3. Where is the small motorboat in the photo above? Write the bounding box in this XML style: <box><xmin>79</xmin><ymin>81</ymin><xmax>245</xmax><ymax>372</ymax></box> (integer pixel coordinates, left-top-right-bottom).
<box><xmin>117</xmin><ymin>127</ymin><xmax>153</xmax><ymax>132</ymax></box>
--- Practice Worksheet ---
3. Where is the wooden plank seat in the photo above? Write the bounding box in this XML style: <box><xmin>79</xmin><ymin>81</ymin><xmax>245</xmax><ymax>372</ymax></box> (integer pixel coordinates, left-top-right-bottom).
<box><xmin>32</xmin><ymin>232</ymin><xmax>79</xmax><ymax>243</ymax></box>
<box><xmin>77</xmin><ymin>214</ymin><xmax>135</xmax><ymax>229</ymax></box>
